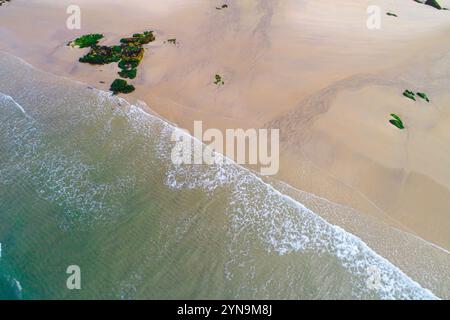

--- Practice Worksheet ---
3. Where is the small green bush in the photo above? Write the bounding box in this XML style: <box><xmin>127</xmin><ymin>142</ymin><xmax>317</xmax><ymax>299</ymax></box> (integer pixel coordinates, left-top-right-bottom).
<box><xmin>110</xmin><ymin>79</ymin><xmax>135</xmax><ymax>95</ymax></box>
<box><xmin>403</xmin><ymin>90</ymin><xmax>416</xmax><ymax>101</ymax></box>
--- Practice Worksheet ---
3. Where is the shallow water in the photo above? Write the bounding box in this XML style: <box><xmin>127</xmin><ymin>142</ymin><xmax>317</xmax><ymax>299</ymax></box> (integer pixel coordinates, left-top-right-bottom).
<box><xmin>0</xmin><ymin>52</ymin><xmax>443</xmax><ymax>299</ymax></box>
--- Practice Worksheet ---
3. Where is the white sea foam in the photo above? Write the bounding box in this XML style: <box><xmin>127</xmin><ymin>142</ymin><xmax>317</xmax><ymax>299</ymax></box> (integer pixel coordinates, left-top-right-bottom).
<box><xmin>0</xmin><ymin>92</ymin><xmax>28</xmax><ymax>116</ymax></box>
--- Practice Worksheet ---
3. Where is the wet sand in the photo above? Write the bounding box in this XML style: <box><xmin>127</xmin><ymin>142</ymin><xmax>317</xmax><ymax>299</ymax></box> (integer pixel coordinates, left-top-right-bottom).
<box><xmin>0</xmin><ymin>0</ymin><xmax>449</xmax><ymax>250</ymax></box>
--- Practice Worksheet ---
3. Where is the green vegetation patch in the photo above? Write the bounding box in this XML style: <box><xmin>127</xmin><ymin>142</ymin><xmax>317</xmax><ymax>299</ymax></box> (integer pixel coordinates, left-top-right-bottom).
<box><xmin>71</xmin><ymin>31</ymin><xmax>155</xmax><ymax>94</ymax></box>
<box><xmin>0</xmin><ymin>0</ymin><xmax>11</xmax><ymax>7</ymax></box>
<box><xmin>389</xmin><ymin>114</ymin><xmax>405</xmax><ymax>130</ymax></box>
<box><xmin>110</xmin><ymin>79</ymin><xmax>135</xmax><ymax>95</ymax></box>
<box><xmin>79</xmin><ymin>45</ymin><xmax>122</xmax><ymax>64</ymax></box>
<box><xmin>417</xmin><ymin>92</ymin><xmax>430</xmax><ymax>102</ymax></box>
<box><xmin>120</xmin><ymin>45</ymin><xmax>145</xmax><ymax>62</ymax></box>
<box><xmin>403</xmin><ymin>90</ymin><xmax>416</xmax><ymax>101</ymax></box>
<box><xmin>424</xmin><ymin>0</ymin><xmax>442</xmax><ymax>10</ymax></box>
<box><xmin>69</xmin><ymin>34</ymin><xmax>104</xmax><ymax>48</ymax></box>
<box><xmin>214</xmin><ymin>74</ymin><xmax>225</xmax><ymax>86</ymax></box>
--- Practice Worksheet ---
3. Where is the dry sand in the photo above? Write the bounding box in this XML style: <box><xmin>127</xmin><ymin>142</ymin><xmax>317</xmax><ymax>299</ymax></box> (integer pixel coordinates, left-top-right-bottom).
<box><xmin>0</xmin><ymin>0</ymin><xmax>449</xmax><ymax>250</ymax></box>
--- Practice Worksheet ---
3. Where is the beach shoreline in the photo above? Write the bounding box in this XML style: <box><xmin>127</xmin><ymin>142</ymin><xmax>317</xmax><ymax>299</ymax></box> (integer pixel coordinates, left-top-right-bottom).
<box><xmin>1</xmin><ymin>0</ymin><xmax>450</xmax><ymax>251</ymax></box>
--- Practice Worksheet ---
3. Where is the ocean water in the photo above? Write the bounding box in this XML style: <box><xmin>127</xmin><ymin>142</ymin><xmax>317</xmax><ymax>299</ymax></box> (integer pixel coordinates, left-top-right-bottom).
<box><xmin>0</xmin><ymin>52</ymin><xmax>444</xmax><ymax>299</ymax></box>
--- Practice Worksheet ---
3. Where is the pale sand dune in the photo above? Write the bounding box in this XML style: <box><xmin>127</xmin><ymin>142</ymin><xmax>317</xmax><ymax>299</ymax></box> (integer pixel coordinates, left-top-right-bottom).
<box><xmin>0</xmin><ymin>0</ymin><xmax>449</xmax><ymax>249</ymax></box>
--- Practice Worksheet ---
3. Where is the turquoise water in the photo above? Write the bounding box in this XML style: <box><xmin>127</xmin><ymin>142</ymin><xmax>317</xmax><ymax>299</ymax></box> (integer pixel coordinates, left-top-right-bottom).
<box><xmin>0</xmin><ymin>52</ymin><xmax>442</xmax><ymax>299</ymax></box>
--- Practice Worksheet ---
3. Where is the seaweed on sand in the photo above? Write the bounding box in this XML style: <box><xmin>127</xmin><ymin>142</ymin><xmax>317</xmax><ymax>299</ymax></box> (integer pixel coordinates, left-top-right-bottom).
<box><xmin>110</xmin><ymin>79</ymin><xmax>135</xmax><ymax>95</ymax></box>
<box><xmin>389</xmin><ymin>114</ymin><xmax>405</xmax><ymax>129</ymax></box>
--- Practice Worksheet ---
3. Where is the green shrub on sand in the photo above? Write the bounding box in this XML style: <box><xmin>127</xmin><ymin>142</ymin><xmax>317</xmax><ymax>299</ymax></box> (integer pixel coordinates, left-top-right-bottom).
<box><xmin>69</xmin><ymin>34</ymin><xmax>104</xmax><ymax>48</ymax></box>
<box><xmin>403</xmin><ymin>90</ymin><xmax>416</xmax><ymax>101</ymax></box>
<box><xmin>425</xmin><ymin>0</ymin><xmax>442</xmax><ymax>10</ymax></box>
<box><xmin>417</xmin><ymin>92</ymin><xmax>430</xmax><ymax>102</ymax></box>
<box><xmin>110</xmin><ymin>79</ymin><xmax>135</xmax><ymax>95</ymax></box>
<box><xmin>120</xmin><ymin>31</ymin><xmax>155</xmax><ymax>46</ymax></box>
<box><xmin>389</xmin><ymin>114</ymin><xmax>405</xmax><ymax>130</ymax></box>
<box><xmin>118</xmin><ymin>68</ymin><xmax>137</xmax><ymax>79</ymax></box>
<box><xmin>118</xmin><ymin>59</ymin><xmax>140</xmax><ymax>70</ymax></box>
<box><xmin>79</xmin><ymin>46</ymin><xmax>121</xmax><ymax>65</ymax></box>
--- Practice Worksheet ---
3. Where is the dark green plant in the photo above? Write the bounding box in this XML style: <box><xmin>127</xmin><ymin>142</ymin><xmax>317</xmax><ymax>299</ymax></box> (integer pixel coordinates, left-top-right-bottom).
<box><xmin>216</xmin><ymin>4</ymin><xmax>228</xmax><ymax>10</ymax></box>
<box><xmin>110</xmin><ymin>79</ymin><xmax>135</xmax><ymax>95</ymax></box>
<box><xmin>403</xmin><ymin>90</ymin><xmax>416</xmax><ymax>101</ymax></box>
<box><xmin>386</xmin><ymin>12</ymin><xmax>398</xmax><ymax>17</ymax></box>
<box><xmin>119</xmin><ymin>59</ymin><xmax>140</xmax><ymax>70</ymax></box>
<box><xmin>120</xmin><ymin>46</ymin><xmax>144</xmax><ymax>61</ymax></box>
<box><xmin>69</xmin><ymin>34</ymin><xmax>104</xmax><ymax>48</ymax></box>
<box><xmin>121</xmin><ymin>31</ymin><xmax>155</xmax><ymax>45</ymax></box>
<box><xmin>389</xmin><ymin>114</ymin><xmax>405</xmax><ymax>130</ymax></box>
<box><xmin>118</xmin><ymin>68</ymin><xmax>137</xmax><ymax>79</ymax></box>
<box><xmin>79</xmin><ymin>46</ymin><xmax>121</xmax><ymax>64</ymax></box>
<box><xmin>417</xmin><ymin>92</ymin><xmax>430</xmax><ymax>102</ymax></box>
<box><xmin>214</xmin><ymin>74</ymin><xmax>224</xmax><ymax>85</ymax></box>
<box><xmin>73</xmin><ymin>31</ymin><xmax>157</xmax><ymax>95</ymax></box>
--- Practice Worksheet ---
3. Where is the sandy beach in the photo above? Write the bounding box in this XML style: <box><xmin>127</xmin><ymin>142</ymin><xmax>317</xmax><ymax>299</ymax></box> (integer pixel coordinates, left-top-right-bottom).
<box><xmin>1</xmin><ymin>0</ymin><xmax>449</xmax><ymax>253</ymax></box>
